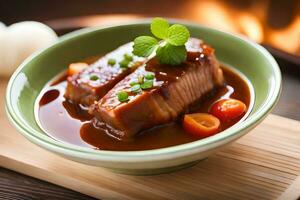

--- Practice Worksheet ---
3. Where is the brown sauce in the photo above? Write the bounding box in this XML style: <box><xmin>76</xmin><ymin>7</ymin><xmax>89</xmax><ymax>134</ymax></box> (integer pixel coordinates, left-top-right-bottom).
<box><xmin>37</xmin><ymin>66</ymin><xmax>251</xmax><ymax>151</ymax></box>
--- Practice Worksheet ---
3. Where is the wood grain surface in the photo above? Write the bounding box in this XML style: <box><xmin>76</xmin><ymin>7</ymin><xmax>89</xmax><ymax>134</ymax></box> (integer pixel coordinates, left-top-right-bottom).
<box><xmin>1</xmin><ymin>78</ymin><xmax>300</xmax><ymax>200</ymax></box>
<box><xmin>0</xmin><ymin>78</ymin><xmax>96</xmax><ymax>200</ymax></box>
<box><xmin>0</xmin><ymin>168</ymin><xmax>94</xmax><ymax>200</ymax></box>
<box><xmin>1</xmin><ymin>0</ymin><xmax>300</xmax><ymax>198</ymax></box>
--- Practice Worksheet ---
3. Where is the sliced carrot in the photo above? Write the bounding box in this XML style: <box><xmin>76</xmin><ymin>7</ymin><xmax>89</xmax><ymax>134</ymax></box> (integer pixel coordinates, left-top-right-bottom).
<box><xmin>68</xmin><ymin>62</ymin><xmax>89</xmax><ymax>76</ymax></box>
<box><xmin>183</xmin><ymin>113</ymin><xmax>220</xmax><ymax>138</ymax></box>
<box><xmin>210</xmin><ymin>99</ymin><xmax>246</xmax><ymax>122</ymax></box>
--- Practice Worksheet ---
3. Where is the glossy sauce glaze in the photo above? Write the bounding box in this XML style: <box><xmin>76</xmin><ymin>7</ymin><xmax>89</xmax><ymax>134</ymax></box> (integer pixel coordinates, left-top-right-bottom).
<box><xmin>37</xmin><ymin>66</ymin><xmax>251</xmax><ymax>151</ymax></box>
<box><xmin>98</xmin><ymin>40</ymin><xmax>216</xmax><ymax>109</ymax></box>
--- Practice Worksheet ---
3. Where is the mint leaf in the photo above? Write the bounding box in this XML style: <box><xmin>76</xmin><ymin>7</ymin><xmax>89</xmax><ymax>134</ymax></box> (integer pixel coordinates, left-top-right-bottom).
<box><xmin>132</xmin><ymin>17</ymin><xmax>191</xmax><ymax>65</ymax></box>
<box><xmin>167</xmin><ymin>24</ymin><xmax>190</xmax><ymax>46</ymax></box>
<box><xmin>156</xmin><ymin>44</ymin><xmax>187</xmax><ymax>65</ymax></box>
<box><xmin>151</xmin><ymin>17</ymin><xmax>169</xmax><ymax>39</ymax></box>
<box><xmin>133</xmin><ymin>36</ymin><xmax>158</xmax><ymax>57</ymax></box>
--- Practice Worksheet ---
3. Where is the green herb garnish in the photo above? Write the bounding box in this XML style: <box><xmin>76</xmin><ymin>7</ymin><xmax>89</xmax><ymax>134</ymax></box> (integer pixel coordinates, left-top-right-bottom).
<box><xmin>108</xmin><ymin>58</ymin><xmax>116</xmax><ymax>66</ymax></box>
<box><xmin>133</xmin><ymin>36</ymin><xmax>158</xmax><ymax>57</ymax></box>
<box><xmin>119</xmin><ymin>59</ymin><xmax>130</xmax><ymax>68</ymax></box>
<box><xmin>151</xmin><ymin>17</ymin><xmax>169</xmax><ymax>39</ymax></box>
<box><xmin>166</xmin><ymin>24</ymin><xmax>190</xmax><ymax>46</ymax></box>
<box><xmin>130</xmin><ymin>84</ymin><xmax>141</xmax><ymax>93</ymax></box>
<box><xmin>133</xmin><ymin>17</ymin><xmax>190</xmax><ymax>65</ymax></box>
<box><xmin>124</xmin><ymin>53</ymin><xmax>133</xmax><ymax>61</ymax></box>
<box><xmin>117</xmin><ymin>91</ymin><xmax>129</xmax><ymax>102</ymax></box>
<box><xmin>137</xmin><ymin>75</ymin><xmax>144</xmax><ymax>84</ymax></box>
<box><xmin>156</xmin><ymin>44</ymin><xmax>187</xmax><ymax>66</ymax></box>
<box><xmin>145</xmin><ymin>73</ymin><xmax>155</xmax><ymax>80</ymax></box>
<box><xmin>141</xmin><ymin>80</ymin><xmax>153</xmax><ymax>89</ymax></box>
<box><xmin>130</xmin><ymin>81</ymin><xmax>138</xmax><ymax>86</ymax></box>
<box><xmin>90</xmin><ymin>74</ymin><xmax>99</xmax><ymax>81</ymax></box>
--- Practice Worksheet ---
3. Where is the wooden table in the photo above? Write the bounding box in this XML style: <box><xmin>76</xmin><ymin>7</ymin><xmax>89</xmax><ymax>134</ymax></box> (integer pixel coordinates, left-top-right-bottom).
<box><xmin>0</xmin><ymin>78</ymin><xmax>95</xmax><ymax>200</ymax></box>
<box><xmin>1</xmin><ymin>0</ymin><xmax>300</xmax><ymax>197</ymax></box>
<box><xmin>1</xmin><ymin>66</ymin><xmax>300</xmax><ymax>200</ymax></box>
<box><xmin>1</xmin><ymin>11</ymin><xmax>300</xmax><ymax>198</ymax></box>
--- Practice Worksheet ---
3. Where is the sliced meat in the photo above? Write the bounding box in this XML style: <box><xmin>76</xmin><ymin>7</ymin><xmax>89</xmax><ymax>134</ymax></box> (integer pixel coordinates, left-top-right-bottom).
<box><xmin>64</xmin><ymin>42</ymin><xmax>145</xmax><ymax>106</ymax></box>
<box><xmin>91</xmin><ymin>38</ymin><xmax>224</xmax><ymax>140</ymax></box>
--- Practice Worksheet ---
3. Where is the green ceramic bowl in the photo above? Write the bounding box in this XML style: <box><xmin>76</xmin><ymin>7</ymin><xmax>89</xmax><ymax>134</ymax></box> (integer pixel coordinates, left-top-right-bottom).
<box><xmin>6</xmin><ymin>20</ymin><xmax>281</xmax><ymax>175</ymax></box>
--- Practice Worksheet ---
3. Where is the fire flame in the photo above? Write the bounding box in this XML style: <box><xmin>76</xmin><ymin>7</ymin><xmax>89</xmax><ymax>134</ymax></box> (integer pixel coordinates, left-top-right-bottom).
<box><xmin>268</xmin><ymin>17</ymin><xmax>300</xmax><ymax>55</ymax></box>
<box><xmin>185</xmin><ymin>0</ymin><xmax>299</xmax><ymax>55</ymax></box>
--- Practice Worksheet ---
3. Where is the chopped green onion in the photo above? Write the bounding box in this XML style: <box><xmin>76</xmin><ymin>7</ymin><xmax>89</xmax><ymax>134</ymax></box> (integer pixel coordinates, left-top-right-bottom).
<box><xmin>108</xmin><ymin>58</ymin><xmax>116</xmax><ymax>66</ymax></box>
<box><xmin>117</xmin><ymin>91</ymin><xmax>129</xmax><ymax>102</ymax></box>
<box><xmin>128</xmin><ymin>61</ymin><xmax>136</xmax><ymax>68</ymax></box>
<box><xmin>138</xmin><ymin>75</ymin><xmax>144</xmax><ymax>84</ymax></box>
<box><xmin>90</xmin><ymin>74</ymin><xmax>99</xmax><ymax>81</ymax></box>
<box><xmin>119</xmin><ymin>59</ymin><xmax>130</xmax><ymax>68</ymax></box>
<box><xmin>130</xmin><ymin>84</ymin><xmax>141</xmax><ymax>93</ymax></box>
<box><xmin>145</xmin><ymin>73</ymin><xmax>155</xmax><ymax>80</ymax></box>
<box><xmin>141</xmin><ymin>80</ymin><xmax>153</xmax><ymax>89</ymax></box>
<box><xmin>130</xmin><ymin>81</ymin><xmax>138</xmax><ymax>86</ymax></box>
<box><xmin>124</xmin><ymin>53</ymin><xmax>133</xmax><ymax>61</ymax></box>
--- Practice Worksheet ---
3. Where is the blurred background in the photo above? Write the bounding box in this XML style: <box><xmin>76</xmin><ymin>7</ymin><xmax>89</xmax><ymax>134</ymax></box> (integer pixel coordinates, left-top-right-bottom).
<box><xmin>1</xmin><ymin>0</ymin><xmax>299</xmax><ymax>77</ymax></box>
<box><xmin>1</xmin><ymin>0</ymin><xmax>299</xmax><ymax>57</ymax></box>
<box><xmin>0</xmin><ymin>1</ymin><xmax>299</xmax><ymax>198</ymax></box>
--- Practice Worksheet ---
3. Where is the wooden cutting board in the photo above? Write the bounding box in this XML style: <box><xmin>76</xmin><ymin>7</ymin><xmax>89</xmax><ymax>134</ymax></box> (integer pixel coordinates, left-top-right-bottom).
<box><xmin>1</xmin><ymin>79</ymin><xmax>300</xmax><ymax>200</ymax></box>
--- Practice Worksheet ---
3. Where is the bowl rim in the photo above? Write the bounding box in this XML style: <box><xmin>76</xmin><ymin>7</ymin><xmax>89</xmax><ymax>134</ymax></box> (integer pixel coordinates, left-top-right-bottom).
<box><xmin>5</xmin><ymin>19</ymin><xmax>282</xmax><ymax>162</ymax></box>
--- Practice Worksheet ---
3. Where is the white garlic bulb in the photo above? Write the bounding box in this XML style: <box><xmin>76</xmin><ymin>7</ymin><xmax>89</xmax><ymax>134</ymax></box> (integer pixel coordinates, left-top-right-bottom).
<box><xmin>0</xmin><ymin>21</ymin><xmax>58</xmax><ymax>77</ymax></box>
<box><xmin>0</xmin><ymin>22</ymin><xmax>8</xmax><ymax>76</ymax></box>
<box><xmin>0</xmin><ymin>22</ymin><xmax>5</xmax><ymax>29</ymax></box>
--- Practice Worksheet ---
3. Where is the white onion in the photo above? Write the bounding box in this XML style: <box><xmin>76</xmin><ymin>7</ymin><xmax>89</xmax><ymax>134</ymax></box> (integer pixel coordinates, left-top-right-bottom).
<box><xmin>0</xmin><ymin>22</ymin><xmax>8</xmax><ymax>76</ymax></box>
<box><xmin>0</xmin><ymin>22</ymin><xmax>5</xmax><ymax>29</ymax></box>
<box><xmin>0</xmin><ymin>21</ymin><xmax>58</xmax><ymax>77</ymax></box>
